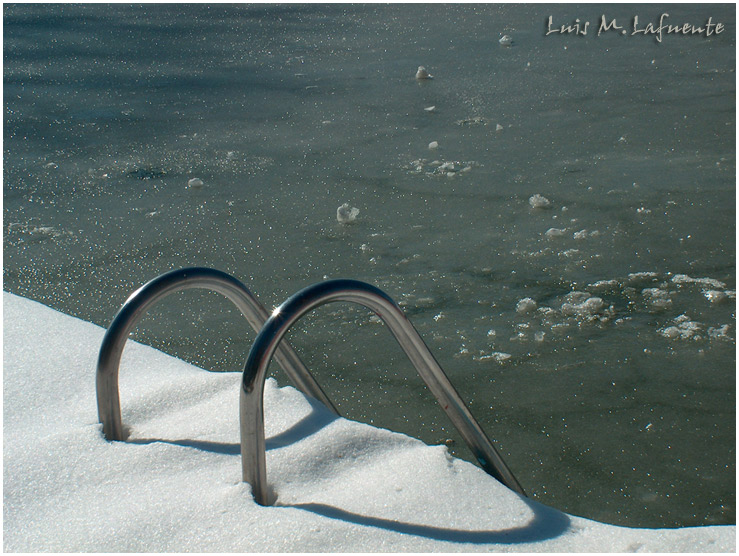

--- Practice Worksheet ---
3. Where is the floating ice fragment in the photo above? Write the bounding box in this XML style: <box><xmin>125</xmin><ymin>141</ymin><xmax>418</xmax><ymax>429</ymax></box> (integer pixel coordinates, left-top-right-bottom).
<box><xmin>529</xmin><ymin>194</ymin><xmax>551</xmax><ymax>209</ymax></box>
<box><xmin>659</xmin><ymin>315</ymin><xmax>703</xmax><ymax>340</ymax></box>
<box><xmin>707</xmin><ymin>324</ymin><xmax>732</xmax><ymax>340</ymax></box>
<box><xmin>671</xmin><ymin>274</ymin><xmax>726</xmax><ymax>289</ymax></box>
<box><xmin>560</xmin><ymin>292</ymin><xmax>607</xmax><ymax>318</ymax></box>
<box><xmin>428</xmin><ymin>141</ymin><xmax>439</xmax><ymax>150</ymax></box>
<box><xmin>336</xmin><ymin>203</ymin><xmax>360</xmax><ymax>224</ymax></box>
<box><xmin>187</xmin><ymin>177</ymin><xmax>204</xmax><ymax>189</ymax></box>
<box><xmin>551</xmin><ymin>322</ymin><xmax>571</xmax><ymax>333</ymax></box>
<box><xmin>496</xmin><ymin>123</ymin><xmax>504</xmax><ymax>132</ymax></box>
<box><xmin>545</xmin><ymin>227</ymin><xmax>566</xmax><ymax>238</ymax></box>
<box><xmin>499</xmin><ymin>35</ymin><xmax>513</xmax><ymax>46</ymax></box>
<box><xmin>573</xmin><ymin>229</ymin><xmax>588</xmax><ymax>240</ymax></box>
<box><xmin>660</xmin><ymin>326</ymin><xmax>681</xmax><ymax>340</ymax></box>
<box><xmin>588</xmin><ymin>279</ymin><xmax>620</xmax><ymax>293</ymax></box>
<box><xmin>704</xmin><ymin>290</ymin><xmax>728</xmax><ymax>303</ymax></box>
<box><xmin>44</xmin><ymin>162</ymin><xmax>58</xmax><ymax>169</ymax></box>
<box><xmin>475</xmin><ymin>351</ymin><xmax>512</xmax><ymax>363</ymax></box>
<box><xmin>30</xmin><ymin>226</ymin><xmax>62</xmax><ymax>237</ymax></box>
<box><xmin>679</xmin><ymin>321</ymin><xmax>702</xmax><ymax>338</ymax></box>
<box><xmin>516</xmin><ymin>297</ymin><xmax>538</xmax><ymax>314</ymax></box>
<box><xmin>581</xmin><ymin>297</ymin><xmax>605</xmax><ymax>314</ymax></box>
<box><xmin>415</xmin><ymin>66</ymin><xmax>433</xmax><ymax>79</ymax></box>
<box><xmin>424</xmin><ymin>106</ymin><xmax>436</xmax><ymax>112</ymax></box>
<box><xmin>627</xmin><ymin>272</ymin><xmax>660</xmax><ymax>285</ymax></box>
<box><xmin>642</xmin><ymin>288</ymin><xmax>672</xmax><ymax>310</ymax></box>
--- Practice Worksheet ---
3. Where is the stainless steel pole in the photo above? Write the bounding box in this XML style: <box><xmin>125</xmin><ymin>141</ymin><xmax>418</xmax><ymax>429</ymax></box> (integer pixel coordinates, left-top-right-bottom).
<box><xmin>241</xmin><ymin>279</ymin><xmax>525</xmax><ymax>505</ymax></box>
<box><xmin>96</xmin><ymin>267</ymin><xmax>336</xmax><ymax>441</ymax></box>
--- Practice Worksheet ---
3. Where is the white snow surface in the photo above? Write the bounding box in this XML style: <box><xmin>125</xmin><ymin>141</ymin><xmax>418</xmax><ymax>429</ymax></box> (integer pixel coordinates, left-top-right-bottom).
<box><xmin>3</xmin><ymin>292</ymin><xmax>735</xmax><ymax>552</ymax></box>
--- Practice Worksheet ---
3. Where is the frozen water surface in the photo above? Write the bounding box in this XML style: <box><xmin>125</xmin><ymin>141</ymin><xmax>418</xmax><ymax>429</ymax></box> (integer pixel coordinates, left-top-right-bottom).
<box><xmin>3</xmin><ymin>3</ymin><xmax>735</xmax><ymax>531</ymax></box>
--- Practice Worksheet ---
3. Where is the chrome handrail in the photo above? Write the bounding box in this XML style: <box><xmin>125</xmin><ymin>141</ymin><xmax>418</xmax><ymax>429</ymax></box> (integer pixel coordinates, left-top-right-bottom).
<box><xmin>240</xmin><ymin>279</ymin><xmax>526</xmax><ymax>505</ymax></box>
<box><xmin>96</xmin><ymin>267</ymin><xmax>337</xmax><ymax>440</ymax></box>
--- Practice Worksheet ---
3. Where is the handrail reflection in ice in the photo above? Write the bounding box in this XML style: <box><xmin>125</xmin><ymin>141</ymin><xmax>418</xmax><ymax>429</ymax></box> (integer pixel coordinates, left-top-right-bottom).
<box><xmin>240</xmin><ymin>279</ymin><xmax>526</xmax><ymax>505</ymax></box>
<box><xmin>96</xmin><ymin>267</ymin><xmax>337</xmax><ymax>440</ymax></box>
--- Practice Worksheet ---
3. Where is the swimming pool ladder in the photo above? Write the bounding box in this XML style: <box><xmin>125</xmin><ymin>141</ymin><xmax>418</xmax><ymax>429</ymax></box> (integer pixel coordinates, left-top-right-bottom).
<box><xmin>96</xmin><ymin>268</ymin><xmax>526</xmax><ymax>504</ymax></box>
<box><xmin>96</xmin><ymin>268</ymin><xmax>336</xmax><ymax>441</ymax></box>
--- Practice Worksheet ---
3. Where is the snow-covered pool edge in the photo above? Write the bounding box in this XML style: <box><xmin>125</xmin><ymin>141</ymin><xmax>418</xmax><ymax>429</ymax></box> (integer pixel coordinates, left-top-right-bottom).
<box><xmin>3</xmin><ymin>292</ymin><xmax>735</xmax><ymax>552</ymax></box>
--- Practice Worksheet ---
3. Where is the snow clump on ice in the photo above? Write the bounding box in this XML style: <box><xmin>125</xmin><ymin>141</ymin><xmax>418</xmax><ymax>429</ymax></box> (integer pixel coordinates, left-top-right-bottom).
<box><xmin>337</xmin><ymin>203</ymin><xmax>360</xmax><ymax>224</ymax></box>
<box><xmin>560</xmin><ymin>291</ymin><xmax>609</xmax><ymax>320</ymax></box>
<box><xmin>545</xmin><ymin>227</ymin><xmax>566</xmax><ymax>238</ymax></box>
<box><xmin>516</xmin><ymin>297</ymin><xmax>538</xmax><ymax>314</ymax></box>
<box><xmin>415</xmin><ymin>66</ymin><xmax>432</xmax><ymax>79</ymax></box>
<box><xmin>529</xmin><ymin>194</ymin><xmax>551</xmax><ymax>209</ymax></box>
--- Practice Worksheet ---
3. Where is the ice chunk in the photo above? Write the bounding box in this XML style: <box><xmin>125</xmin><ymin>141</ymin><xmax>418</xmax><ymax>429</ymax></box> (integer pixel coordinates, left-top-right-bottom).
<box><xmin>671</xmin><ymin>274</ymin><xmax>726</xmax><ymax>289</ymax></box>
<box><xmin>704</xmin><ymin>290</ymin><xmax>728</xmax><ymax>303</ymax></box>
<box><xmin>561</xmin><ymin>292</ymin><xmax>606</xmax><ymax>318</ymax></box>
<box><xmin>660</xmin><ymin>315</ymin><xmax>703</xmax><ymax>340</ymax></box>
<box><xmin>588</xmin><ymin>279</ymin><xmax>620</xmax><ymax>294</ymax></box>
<box><xmin>516</xmin><ymin>297</ymin><xmax>538</xmax><ymax>314</ymax></box>
<box><xmin>545</xmin><ymin>227</ymin><xmax>566</xmax><ymax>238</ymax></box>
<box><xmin>707</xmin><ymin>324</ymin><xmax>732</xmax><ymax>340</ymax></box>
<box><xmin>529</xmin><ymin>194</ymin><xmax>551</xmax><ymax>209</ymax></box>
<box><xmin>627</xmin><ymin>272</ymin><xmax>659</xmax><ymax>284</ymax></box>
<box><xmin>642</xmin><ymin>288</ymin><xmax>672</xmax><ymax>310</ymax></box>
<box><xmin>660</xmin><ymin>326</ymin><xmax>681</xmax><ymax>339</ymax></box>
<box><xmin>336</xmin><ymin>203</ymin><xmax>360</xmax><ymax>224</ymax></box>
<box><xmin>474</xmin><ymin>351</ymin><xmax>512</xmax><ymax>363</ymax></box>
<box><xmin>415</xmin><ymin>66</ymin><xmax>432</xmax><ymax>79</ymax></box>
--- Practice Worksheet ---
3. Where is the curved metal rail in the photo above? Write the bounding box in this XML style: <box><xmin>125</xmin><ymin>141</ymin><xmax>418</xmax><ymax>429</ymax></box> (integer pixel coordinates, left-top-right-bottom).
<box><xmin>240</xmin><ymin>279</ymin><xmax>526</xmax><ymax>505</ymax></box>
<box><xmin>96</xmin><ymin>267</ymin><xmax>337</xmax><ymax>440</ymax></box>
